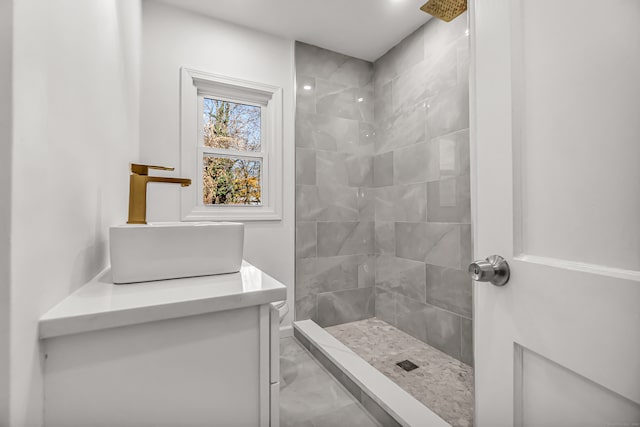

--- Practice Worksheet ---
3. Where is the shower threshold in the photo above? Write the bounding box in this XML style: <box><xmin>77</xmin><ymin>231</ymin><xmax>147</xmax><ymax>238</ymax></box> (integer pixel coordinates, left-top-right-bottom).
<box><xmin>293</xmin><ymin>319</ymin><xmax>453</xmax><ymax>427</ymax></box>
<box><xmin>326</xmin><ymin>318</ymin><xmax>474</xmax><ymax>427</ymax></box>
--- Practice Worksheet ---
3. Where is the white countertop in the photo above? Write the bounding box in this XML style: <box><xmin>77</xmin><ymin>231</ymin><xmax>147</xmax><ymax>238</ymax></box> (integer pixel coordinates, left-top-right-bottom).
<box><xmin>39</xmin><ymin>261</ymin><xmax>287</xmax><ymax>339</ymax></box>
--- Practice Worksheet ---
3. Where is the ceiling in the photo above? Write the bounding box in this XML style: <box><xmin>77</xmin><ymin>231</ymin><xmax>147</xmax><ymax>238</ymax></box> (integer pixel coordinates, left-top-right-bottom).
<box><xmin>154</xmin><ymin>0</ymin><xmax>432</xmax><ymax>62</ymax></box>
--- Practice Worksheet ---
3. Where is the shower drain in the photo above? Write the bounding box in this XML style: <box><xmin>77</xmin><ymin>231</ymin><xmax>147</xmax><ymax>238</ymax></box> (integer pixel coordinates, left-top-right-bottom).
<box><xmin>396</xmin><ymin>360</ymin><xmax>419</xmax><ymax>372</ymax></box>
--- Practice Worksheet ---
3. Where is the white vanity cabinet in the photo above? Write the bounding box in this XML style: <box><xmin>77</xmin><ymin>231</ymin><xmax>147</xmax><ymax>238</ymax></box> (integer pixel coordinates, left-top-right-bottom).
<box><xmin>39</xmin><ymin>262</ymin><xmax>286</xmax><ymax>427</ymax></box>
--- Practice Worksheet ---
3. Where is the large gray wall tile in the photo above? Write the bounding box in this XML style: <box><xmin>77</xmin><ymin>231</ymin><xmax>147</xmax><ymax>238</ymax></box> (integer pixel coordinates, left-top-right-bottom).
<box><xmin>391</xmin><ymin>61</ymin><xmax>430</xmax><ymax>113</ymax></box>
<box><xmin>459</xmin><ymin>224</ymin><xmax>472</xmax><ymax>268</ymax></box>
<box><xmin>423</xmin><ymin>224</ymin><xmax>462</xmax><ymax>268</ymax></box>
<box><xmin>460</xmin><ymin>317</ymin><xmax>473</xmax><ymax>366</ymax></box>
<box><xmin>296</xmin><ymin>42</ymin><xmax>347</xmax><ymax>80</ymax></box>
<box><xmin>392</xmin><ymin>49</ymin><xmax>460</xmax><ymax>116</ymax></box>
<box><xmin>424</xmin><ymin>304</ymin><xmax>462</xmax><ymax>360</ymax></box>
<box><xmin>314</xmin><ymin>152</ymin><xmax>371</xmax><ymax>188</ymax></box>
<box><xmin>358</xmin><ymin>188</ymin><xmax>375</xmax><ymax>221</ymax></box>
<box><xmin>374</xmin><ymin>222</ymin><xmax>395</xmax><ymax>255</ymax></box>
<box><xmin>425</xmin><ymin>264</ymin><xmax>472</xmax><ymax>317</ymax></box>
<box><xmin>295</xmin><ymin>294</ymin><xmax>317</xmax><ymax>322</ymax></box>
<box><xmin>393</xmin><ymin>141</ymin><xmax>439</xmax><ymax>185</ymax></box>
<box><xmin>296</xmin><ymin>76</ymin><xmax>316</xmax><ymax>114</ymax></box>
<box><xmin>377</xmin><ymin>104</ymin><xmax>427</xmax><ymax>153</ymax></box>
<box><xmin>296</xmin><ymin>185</ymin><xmax>358</xmax><ymax>221</ymax></box>
<box><xmin>375</xmin><ymin>255</ymin><xmax>426</xmax><ymax>302</ymax></box>
<box><xmin>422</xmin><ymin>49</ymin><xmax>458</xmax><ymax>100</ymax></box>
<box><xmin>296</xmin><ymin>112</ymin><xmax>359</xmax><ymax>152</ymax></box>
<box><xmin>396</xmin><ymin>222</ymin><xmax>463</xmax><ymax>269</ymax></box>
<box><xmin>316</xmin><ymin>80</ymin><xmax>373</xmax><ymax>122</ymax></box>
<box><xmin>346</xmin><ymin>155</ymin><xmax>373</xmax><ymax>187</ymax></box>
<box><xmin>296</xmin><ymin>148</ymin><xmax>316</xmax><ymax>185</ymax></box>
<box><xmin>295</xmin><ymin>185</ymin><xmax>320</xmax><ymax>220</ymax></box>
<box><xmin>426</xmin><ymin>175</ymin><xmax>471</xmax><ymax>223</ymax></box>
<box><xmin>395</xmin><ymin>294</ymin><xmax>429</xmax><ymax>342</ymax></box>
<box><xmin>374</xmin><ymin>25</ymin><xmax>424</xmax><ymax>89</ymax></box>
<box><xmin>359</xmin><ymin>122</ymin><xmax>376</xmax><ymax>155</ymax></box>
<box><xmin>296</xmin><ymin>222</ymin><xmax>317</xmax><ymax>259</ymax></box>
<box><xmin>373</xmin><ymin>152</ymin><xmax>393</xmax><ymax>187</ymax></box>
<box><xmin>295</xmin><ymin>42</ymin><xmax>372</xmax><ymax>87</ymax></box>
<box><xmin>426</xmin><ymin>82</ymin><xmax>469</xmax><ymax>139</ymax></box>
<box><xmin>322</xmin><ymin>55</ymin><xmax>372</xmax><ymax>88</ymax></box>
<box><xmin>316</xmin><ymin>151</ymin><xmax>350</xmax><ymax>186</ymax></box>
<box><xmin>373</xmin><ymin>187</ymin><xmax>395</xmax><ymax>222</ymax></box>
<box><xmin>296</xmin><ymin>256</ymin><xmax>361</xmax><ymax>298</ymax></box>
<box><xmin>374</xmin><ymin>81</ymin><xmax>393</xmax><ymax>123</ymax></box>
<box><xmin>434</xmin><ymin>129</ymin><xmax>470</xmax><ymax>178</ymax></box>
<box><xmin>315</xmin><ymin>186</ymin><xmax>359</xmax><ymax>220</ymax></box>
<box><xmin>396</xmin><ymin>293</ymin><xmax>463</xmax><ymax>359</ymax></box>
<box><xmin>396</xmin><ymin>26</ymin><xmax>425</xmax><ymax>76</ymax></box>
<box><xmin>373</xmin><ymin>46</ymin><xmax>400</xmax><ymax>91</ymax></box>
<box><xmin>423</xmin><ymin>12</ymin><xmax>468</xmax><ymax>64</ymax></box>
<box><xmin>316</xmin><ymin>287</ymin><xmax>375</xmax><ymax>327</ymax></box>
<box><xmin>358</xmin><ymin>255</ymin><xmax>376</xmax><ymax>288</ymax></box>
<box><xmin>374</xmin><ymin>286</ymin><xmax>396</xmax><ymax>326</ymax></box>
<box><xmin>317</xmin><ymin>221</ymin><xmax>375</xmax><ymax>257</ymax></box>
<box><xmin>375</xmin><ymin>184</ymin><xmax>427</xmax><ymax>222</ymax></box>
<box><xmin>330</xmin><ymin>56</ymin><xmax>373</xmax><ymax>88</ymax></box>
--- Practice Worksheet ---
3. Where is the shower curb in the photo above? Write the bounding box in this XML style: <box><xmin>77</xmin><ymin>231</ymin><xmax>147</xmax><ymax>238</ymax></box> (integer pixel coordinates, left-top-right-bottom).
<box><xmin>293</xmin><ymin>320</ymin><xmax>451</xmax><ymax>427</ymax></box>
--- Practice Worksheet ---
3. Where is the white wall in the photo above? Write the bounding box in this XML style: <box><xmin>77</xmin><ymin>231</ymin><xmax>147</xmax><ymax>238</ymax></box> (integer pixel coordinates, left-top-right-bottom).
<box><xmin>10</xmin><ymin>0</ymin><xmax>141</xmax><ymax>424</ymax></box>
<box><xmin>140</xmin><ymin>1</ymin><xmax>296</xmax><ymax>329</ymax></box>
<box><xmin>0</xmin><ymin>0</ymin><xmax>12</xmax><ymax>423</ymax></box>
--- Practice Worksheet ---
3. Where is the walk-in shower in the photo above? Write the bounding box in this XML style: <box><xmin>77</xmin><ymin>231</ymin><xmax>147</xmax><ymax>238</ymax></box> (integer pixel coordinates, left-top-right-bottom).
<box><xmin>294</xmin><ymin>12</ymin><xmax>473</xmax><ymax>427</ymax></box>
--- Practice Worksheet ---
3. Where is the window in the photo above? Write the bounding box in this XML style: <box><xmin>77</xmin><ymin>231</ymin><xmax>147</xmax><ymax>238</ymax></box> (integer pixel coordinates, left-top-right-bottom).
<box><xmin>201</xmin><ymin>98</ymin><xmax>262</xmax><ymax>206</ymax></box>
<box><xmin>181</xmin><ymin>68</ymin><xmax>283</xmax><ymax>221</ymax></box>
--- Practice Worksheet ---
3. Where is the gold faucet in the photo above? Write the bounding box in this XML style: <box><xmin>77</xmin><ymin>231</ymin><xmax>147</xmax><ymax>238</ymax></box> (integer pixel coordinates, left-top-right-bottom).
<box><xmin>127</xmin><ymin>163</ymin><xmax>191</xmax><ymax>224</ymax></box>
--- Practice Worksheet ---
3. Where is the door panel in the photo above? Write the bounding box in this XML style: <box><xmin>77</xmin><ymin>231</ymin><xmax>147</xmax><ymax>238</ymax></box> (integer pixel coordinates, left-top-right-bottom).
<box><xmin>516</xmin><ymin>0</ymin><xmax>640</xmax><ymax>271</ymax></box>
<box><xmin>516</xmin><ymin>345</ymin><xmax>640</xmax><ymax>427</ymax></box>
<box><xmin>472</xmin><ymin>0</ymin><xmax>640</xmax><ymax>425</ymax></box>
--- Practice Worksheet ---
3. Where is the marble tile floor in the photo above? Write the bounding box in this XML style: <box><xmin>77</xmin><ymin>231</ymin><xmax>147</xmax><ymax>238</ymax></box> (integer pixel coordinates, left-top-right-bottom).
<box><xmin>325</xmin><ymin>318</ymin><xmax>474</xmax><ymax>427</ymax></box>
<box><xmin>280</xmin><ymin>337</ymin><xmax>382</xmax><ymax>427</ymax></box>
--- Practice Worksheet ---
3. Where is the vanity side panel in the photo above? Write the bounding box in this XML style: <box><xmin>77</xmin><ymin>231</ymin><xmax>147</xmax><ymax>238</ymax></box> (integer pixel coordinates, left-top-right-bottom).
<box><xmin>43</xmin><ymin>307</ymin><xmax>261</xmax><ymax>427</ymax></box>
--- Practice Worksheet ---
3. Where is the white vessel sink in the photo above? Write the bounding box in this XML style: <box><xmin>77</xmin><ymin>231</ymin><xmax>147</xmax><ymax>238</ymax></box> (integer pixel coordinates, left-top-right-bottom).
<box><xmin>109</xmin><ymin>222</ymin><xmax>244</xmax><ymax>284</ymax></box>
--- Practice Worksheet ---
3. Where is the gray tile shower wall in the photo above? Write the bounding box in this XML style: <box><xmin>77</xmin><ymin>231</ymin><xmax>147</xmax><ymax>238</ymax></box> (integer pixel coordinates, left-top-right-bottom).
<box><xmin>372</xmin><ymin>14</ymin><xmax>472</xmax><ymax>366</ymax></box>
<box><xmin>295</xmin><ymin>42</ymin><xmax>376</xmax><ymax>327</ymax></box>
<box><xmin>295</xmin><ymin>13</ymin><xmax>472</xmax><ymax>366</ymax></box>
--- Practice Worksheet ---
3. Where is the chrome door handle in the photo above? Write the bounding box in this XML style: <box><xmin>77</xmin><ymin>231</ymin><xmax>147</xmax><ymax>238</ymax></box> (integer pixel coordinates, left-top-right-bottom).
<box><xmin>468</xmin><ymin>255</ymin><xmax>510</xmax><ymax>286</ymax></box>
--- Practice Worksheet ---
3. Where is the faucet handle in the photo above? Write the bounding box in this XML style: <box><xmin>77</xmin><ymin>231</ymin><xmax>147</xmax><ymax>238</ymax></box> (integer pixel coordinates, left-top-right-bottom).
<box><xmin>131</xmin><ymin>163</ymin><xmax>175</xmax><ymax>176</ymax></box>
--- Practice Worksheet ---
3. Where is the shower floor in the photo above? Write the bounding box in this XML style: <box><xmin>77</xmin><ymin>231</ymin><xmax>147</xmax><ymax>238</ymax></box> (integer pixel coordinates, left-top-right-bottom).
<box><xmin>325</xmin><ymin>318</ymin><xmax>474</xmax><ymax>427</ymax></box>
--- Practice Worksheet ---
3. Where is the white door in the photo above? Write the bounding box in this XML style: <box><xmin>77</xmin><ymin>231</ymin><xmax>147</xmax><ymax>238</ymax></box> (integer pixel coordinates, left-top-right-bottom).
<box><xmin>471</xmin><ymin>0</ymin><xmax>640</xmax><ymax>426</ymax></box>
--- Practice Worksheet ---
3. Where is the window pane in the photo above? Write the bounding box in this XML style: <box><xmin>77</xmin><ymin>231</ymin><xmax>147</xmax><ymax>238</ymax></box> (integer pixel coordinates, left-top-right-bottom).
<box><xmin>203</xmin><ymin>156</ymin><xmax>262</xmax><ymax>205</ymax></box>
<box><xmin>203</xmin><ymin>98</ymin><xmax>261</xmax><ymax>152</ymax></box>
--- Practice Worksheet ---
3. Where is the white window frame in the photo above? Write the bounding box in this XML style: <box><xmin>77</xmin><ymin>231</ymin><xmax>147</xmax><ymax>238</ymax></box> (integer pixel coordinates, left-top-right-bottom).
<box><xmin>180</xmin><ymin>67</ymin><xmax>283</xmax><ymax>221</ymax></box>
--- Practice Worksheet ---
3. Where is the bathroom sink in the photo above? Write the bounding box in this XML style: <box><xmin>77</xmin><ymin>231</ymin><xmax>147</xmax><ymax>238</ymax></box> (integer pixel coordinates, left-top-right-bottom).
<box><xmin>109</xmin><ymin>222</ymin><xmax>244</xmax><ymax>284</ymax></box>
